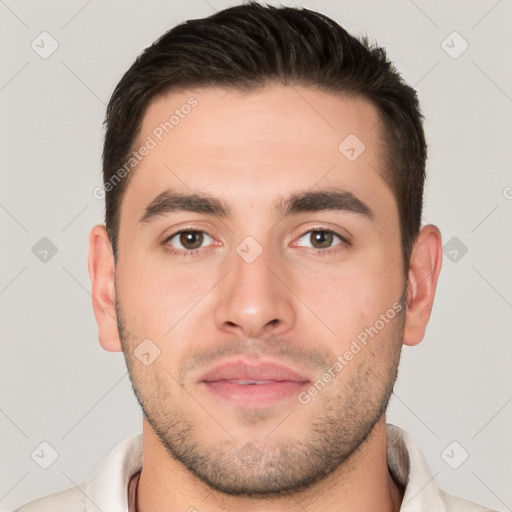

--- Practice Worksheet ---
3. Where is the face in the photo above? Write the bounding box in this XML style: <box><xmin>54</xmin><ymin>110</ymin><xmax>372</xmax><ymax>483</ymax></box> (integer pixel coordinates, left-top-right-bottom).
<box><xmin>115</xmin><ymin>85</ymin><xmax>406</xmax><ymax>496</ymax></box>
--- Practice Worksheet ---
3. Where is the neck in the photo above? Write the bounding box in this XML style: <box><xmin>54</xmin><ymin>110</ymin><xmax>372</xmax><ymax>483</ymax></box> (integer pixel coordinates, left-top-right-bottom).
<box><xmin>136</xmin><ymin>417</ymin><xmax>404</xmax><ymax>512</ymax></box>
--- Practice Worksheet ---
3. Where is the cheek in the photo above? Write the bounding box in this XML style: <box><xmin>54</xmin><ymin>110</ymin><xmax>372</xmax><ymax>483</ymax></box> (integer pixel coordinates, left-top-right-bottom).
<box><xmin>116</xmin><ymin>255</ymin><xmax>177</xmax><ymax>336</ymax></box>
<box><xmin>116</xmin><ymin>251</ymin><xmax>219</xmax><ymax>342</ymax></box>
<box><xmin>293</xmin><ymin>249</ymin><xmax>403</xmax><ymax>345</ymax></box>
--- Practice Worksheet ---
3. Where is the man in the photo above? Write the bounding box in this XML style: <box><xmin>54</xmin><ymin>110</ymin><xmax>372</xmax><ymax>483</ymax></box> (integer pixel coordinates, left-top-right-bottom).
<box><xmin>16</xmin><ymin>2</ymin><xmax>495</xmax><ymax>511</ymax></box>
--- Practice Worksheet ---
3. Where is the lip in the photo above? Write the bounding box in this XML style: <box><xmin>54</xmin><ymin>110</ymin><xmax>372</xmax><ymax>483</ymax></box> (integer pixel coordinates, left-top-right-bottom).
<box><xmin>199</xmin><ymin>357</ymin><xmax>311</xmax><ymax>407</ymax></box>
<box><xmin>199</xmin><ymin>357</ymin><xmax>310</xmax><ymax>383</ymax></box>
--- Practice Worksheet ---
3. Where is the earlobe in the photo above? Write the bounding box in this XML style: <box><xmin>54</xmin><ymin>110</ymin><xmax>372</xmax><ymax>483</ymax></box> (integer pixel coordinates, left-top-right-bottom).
<box><xmin>403</xmin><ymin>225</ymin><xmax>443</xmax><ymax>347</ymax></box>
<box><xmin>88</xmin><ymin>224</ymin><xmax>122</xmax><ymax>352</ymax></box>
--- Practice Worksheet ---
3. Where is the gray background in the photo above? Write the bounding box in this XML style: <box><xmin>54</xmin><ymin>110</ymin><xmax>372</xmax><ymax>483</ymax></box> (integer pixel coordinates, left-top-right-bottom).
<box><xmin>1</xmin><ymin>0</ymin><xmax>511</xmax><ymax>510</ymax></box>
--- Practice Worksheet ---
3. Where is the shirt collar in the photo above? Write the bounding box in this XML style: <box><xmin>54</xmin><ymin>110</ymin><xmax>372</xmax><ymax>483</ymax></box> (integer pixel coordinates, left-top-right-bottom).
<box><xmin>386</xmin><ymin>423</ymin><xmax>449</xmax><ymax>510</ymax></box>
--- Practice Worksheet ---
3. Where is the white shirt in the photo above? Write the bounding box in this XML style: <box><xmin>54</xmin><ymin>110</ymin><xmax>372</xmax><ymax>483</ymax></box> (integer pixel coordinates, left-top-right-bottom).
<box><xmin>15</xmin><ymin>424</ymin><xmax>495</xmax><ymax>511</ymax></box>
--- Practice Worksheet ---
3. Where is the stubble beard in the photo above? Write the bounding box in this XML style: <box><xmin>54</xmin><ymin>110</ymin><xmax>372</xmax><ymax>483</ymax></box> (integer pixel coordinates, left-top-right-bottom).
<box><xmin>116</xmin><ymin>297</ymin><xmax>404</xmax><ymax>498</ymax></box>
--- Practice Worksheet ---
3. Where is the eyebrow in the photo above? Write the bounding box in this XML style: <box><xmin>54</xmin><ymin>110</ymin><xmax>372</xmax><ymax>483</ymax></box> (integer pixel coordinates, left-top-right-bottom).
<box><xmin>138</xmin><ymin>187</ymin><xmax>374</xmax><ymax>225</ymax></box>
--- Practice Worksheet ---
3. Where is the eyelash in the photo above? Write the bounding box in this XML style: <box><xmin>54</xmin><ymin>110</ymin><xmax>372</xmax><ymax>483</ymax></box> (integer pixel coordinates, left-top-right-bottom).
<box><xmin>163</xmin><ymin>228</ymin><xmax>351</xmax><ymax>258</ymax></box>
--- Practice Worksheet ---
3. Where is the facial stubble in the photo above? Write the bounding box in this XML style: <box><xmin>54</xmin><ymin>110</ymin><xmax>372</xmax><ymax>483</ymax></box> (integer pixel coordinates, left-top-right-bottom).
<box><xmin>116</xmin><ymin>296</ymin><xmax>405</xmax><ymax>498</ymax></box>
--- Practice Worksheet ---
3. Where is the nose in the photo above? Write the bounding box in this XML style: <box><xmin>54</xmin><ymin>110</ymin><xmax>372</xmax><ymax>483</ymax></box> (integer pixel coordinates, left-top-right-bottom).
<box><xmin>214</xmin><ymin>241</ymin><xmax>296</xmax><ymax>339</ymax></box>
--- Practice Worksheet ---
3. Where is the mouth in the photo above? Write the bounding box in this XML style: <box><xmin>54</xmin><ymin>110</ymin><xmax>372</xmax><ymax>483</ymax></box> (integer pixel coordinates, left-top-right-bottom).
<box><xmin>198</xmin><ymin>357</ymin><xmax>311</xmax><ymax>407</ymax></box>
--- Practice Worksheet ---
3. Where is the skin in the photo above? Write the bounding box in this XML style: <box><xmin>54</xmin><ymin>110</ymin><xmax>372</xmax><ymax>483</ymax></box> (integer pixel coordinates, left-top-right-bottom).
<box><xmin>88</xmin><ymin>85</ymin><xmax>442</xmax><ymax>512</ymax></box>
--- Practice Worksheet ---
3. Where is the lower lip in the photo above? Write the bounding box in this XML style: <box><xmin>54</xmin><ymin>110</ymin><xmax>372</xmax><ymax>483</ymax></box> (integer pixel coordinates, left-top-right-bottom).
<box><xmin>202</xmin><ymin>380</ymin><xmax>309</xmax><ymax>407</ymax></box>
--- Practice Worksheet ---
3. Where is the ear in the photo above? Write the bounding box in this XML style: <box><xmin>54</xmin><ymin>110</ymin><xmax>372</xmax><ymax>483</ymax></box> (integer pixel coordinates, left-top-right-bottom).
<box><xmin>88</xmin><ymin>224</ymin><xmax>122</xmax><ymax>352</ymax></box>
<box><xmin>403</xmin><ymin>224</ymin><xmax>443</xmax><ymax>347</ymax></box>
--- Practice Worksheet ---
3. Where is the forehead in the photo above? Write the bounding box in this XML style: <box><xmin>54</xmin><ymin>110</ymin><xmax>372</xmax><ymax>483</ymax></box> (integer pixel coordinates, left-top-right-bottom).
<box><xmin>121</xmin><ymin>85</ymin><xmax>392</xmax><ymax>221</ymax></box>
<box><xmin>140</xmin><ymin>85</ymin><xmax>382</xmax><ymax>162</ymax></box>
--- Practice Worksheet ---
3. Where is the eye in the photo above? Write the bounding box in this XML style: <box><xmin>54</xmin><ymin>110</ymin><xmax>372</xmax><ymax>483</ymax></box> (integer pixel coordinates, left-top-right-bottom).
<box><xmin>295</xmin><ymin>229</ymin><xmax>348</xmax><ymax>251</ymax></box>
<box><xmin>165</xmin><ymin>230</ymin><xmax>213</xmax><ymax>252</ymax></box>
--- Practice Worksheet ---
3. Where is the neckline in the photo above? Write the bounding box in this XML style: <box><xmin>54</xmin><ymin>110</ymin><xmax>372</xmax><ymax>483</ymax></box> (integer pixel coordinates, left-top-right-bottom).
<box><xmin>128</xmin><ymin>469</ymin><xmax>142</xmax><ymax>512</ymax></box>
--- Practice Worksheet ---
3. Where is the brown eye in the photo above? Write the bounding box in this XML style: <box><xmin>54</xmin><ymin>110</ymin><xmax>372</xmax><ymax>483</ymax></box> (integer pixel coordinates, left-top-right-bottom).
<box><xmin>310</xmin><ymin>230</ymin><xmax>334</xmax><ymax>249</ymax></box>
<box><xmin>295</xmin><ymin>229</ymin><xmax>347</xmax><ymax>251</ymax></box>
<box><xmin>179</xmin><ymin>231</ymin><xmax>204</xmax><ymax>250</ymax></box>
<box><xmin>167</xmin><ymin>230</ymin><xmax>212</xmax><ymax>251</ymax></box>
